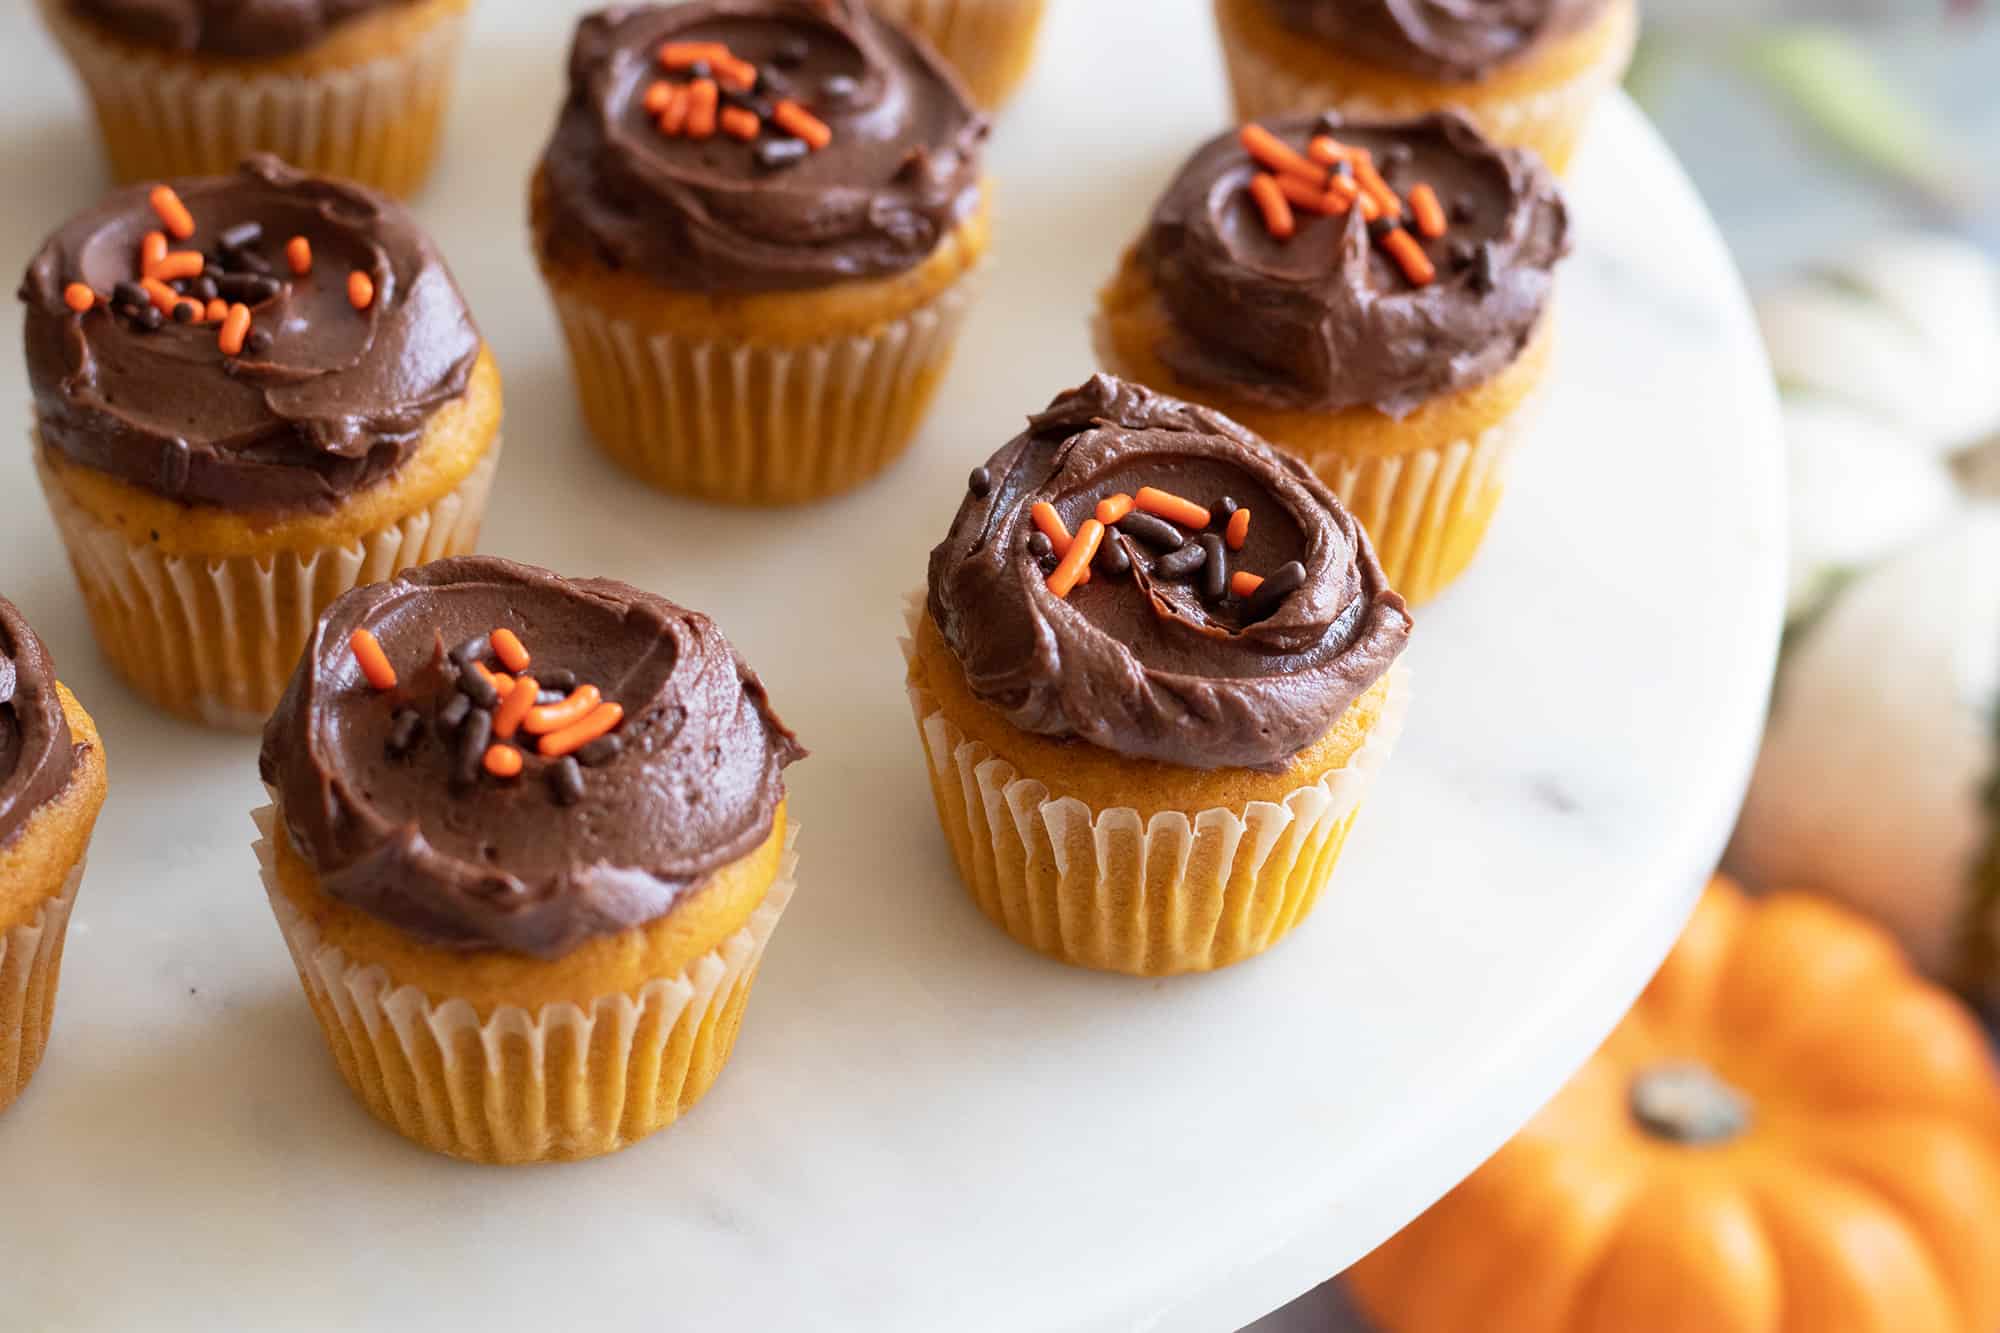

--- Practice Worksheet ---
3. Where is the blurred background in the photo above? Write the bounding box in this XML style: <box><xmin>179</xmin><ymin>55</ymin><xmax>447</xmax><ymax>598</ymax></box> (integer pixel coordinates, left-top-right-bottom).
<box><xmin>1256</xmin><ymin>4</ymin><xmax>2000</xmax><ymax>1329</ymax></box>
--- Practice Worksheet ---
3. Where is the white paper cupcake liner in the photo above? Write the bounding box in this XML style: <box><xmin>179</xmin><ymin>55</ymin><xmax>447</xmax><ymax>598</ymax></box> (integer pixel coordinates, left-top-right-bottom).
<box><xmin>865</xmin><ymin>0</ymin><xmax>1048</xmax><ymax>106</ymax></box>
<box><xmin>254</xmin><ymin>807</ymin><xmax>798</xmax><ymax>1165</ymax></box>
<box><xmin>37</xmin><ymin>0</ymin><xmax>469</xmax><ymax>196</ymax></box>
<box><xmin>547</xmin><ymin>265</ymin><xmax>983</xmax><ymax>505</ymax></box>
<box><xmin>901</xmin><ymin>598</ymin><xmax>1410</xmax><ymax>975</ymax></box>
<box><xmin>1216</xmin><ymin>0</ymin><xmax>1637</xmax><ymax>170</ymax></box>
<box><xmin>0</xmin><ymin>857</ymin><xmax>87</xmax><ymax>1117</ymax></box>
<box><xmin>34</xmin><ymin>439</ymin><xmax>500</xmax><ymax>732</ymax></box>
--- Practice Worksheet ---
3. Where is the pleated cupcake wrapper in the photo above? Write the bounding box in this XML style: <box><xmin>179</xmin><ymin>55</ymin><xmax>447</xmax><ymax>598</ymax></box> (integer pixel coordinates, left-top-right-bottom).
<box><xmin>254</xmin><ymin>806</ymin><xmax>798</xmax><ymax>1165</ymax></box>
<box><xmin>1215</xmin><ymin>0</ymin><xmax>1637</xmax><ymax>171</ymax></box>
<box><xmin>546</xmin><ymin>264</ymin><xmax>983</xmax><ymax>506</ymax></box>
<box><xmin>1300</xmin><ymin>385</ymin><xmax>1543</xmax><ymax>605</ymax></box>
<box><xmin>900</xmin><ymin>599</ymin><xmax>1410</xmax><ymax>975</ymax></box>
<box><xmin>865</xmin><ymin>0</ymin><xmax>1047</xmax><ymax>107</ymax></box>
<box><xmin>37</xmin><ymin>0</ymin><xmax>468</xmax><ymax>197</ymax></box>
<box><xmin>0</xmin><ymin>857</ymin><xmax>87</xmax><ymax>1117</ymax></box>
<box><xmin>33</xmin><ymin>439</ymin><xmax>500</xmax><ymax>732</ymax></box>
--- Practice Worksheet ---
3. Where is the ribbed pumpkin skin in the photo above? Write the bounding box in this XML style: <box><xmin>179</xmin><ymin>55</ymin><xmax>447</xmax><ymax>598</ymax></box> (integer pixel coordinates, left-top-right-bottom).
<box><xmin>1347</xmin><ymin>878</ymin><xmax>2000</xmax><ymax>1333</ymax></box>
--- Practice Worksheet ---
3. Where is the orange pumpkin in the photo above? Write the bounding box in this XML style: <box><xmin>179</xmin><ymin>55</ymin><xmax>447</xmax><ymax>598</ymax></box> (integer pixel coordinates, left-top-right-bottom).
<box><xmin>1347</xmin><ymin>876</ymin><xmax>2000</xmax><ymax>1333</ymax></box>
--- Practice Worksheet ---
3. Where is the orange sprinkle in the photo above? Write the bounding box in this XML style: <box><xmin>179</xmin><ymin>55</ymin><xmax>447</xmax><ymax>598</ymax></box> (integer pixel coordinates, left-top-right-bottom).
<box><xmin>773</xmin><ymin>100</ymin><xmax>833</xmax><ymax>150</ymax></box>
<box><xmin>1226</xmin><ymin>508</ymin><xmax>1251</xmax><ymax>551</ymax></box>
<box><xmin>1357</xmin><ymin>190</ymin><xmax>1383</xmax><ymax>223</ymax></box>
<box><xmin>643</xmin><ymin>80</ymin><xmax>675</xmax><ymax>114</ymax></box>
<box><xmin>141</xmin><ymin>277</ymin><xmax>180</xmax><ymax>313</ymax></box>
<box><xmin>1353</xmin><ymin>153</ymin><xmax>1403</xmax><ymax>220</ymax></box>
<box><xmin>204</xmin><ymin>297</ymin><xmax>229</xmax><ymax>323</ymax></box>
<box><xmin>490</xmin><ymin>627</ymin><xmax>530</xmax><ymax>673</ymax></box>
<box><xmin>525</xmin><ymin>684</ymin><xmax>602</xmax><ymax>736</ymax></box>
<box><xmin>1248</xmin><ymin>173</ymin><xmax>1296</xmax><ymax>240</ymax></box>
<box><xmin>152</xmin><ymin>250</ymin><xmax>203</xmax><ymax>282</ymax></box>
<box><xmin>63</xmin><ymin>283</ymin><xmax>95</xmax><ymax>313</ymax></box>
<box><xmin>1408</xmin><ymin>183</ymin><xmax>1447</xmax><ymax>240</ymax></box>
<box><xmin>349</xmin><ymin>629</ymin><xmax>397</xmax><ymax>691</ymax></box>
<box><xmin>471</xmin><ymin>661</ymin><xmax>514</xmax><ymax>699</ymax></box>
<box><xmin>217</xmin><ymin>302</ymin><xmax>252</xmax><ymax>355</ymax></box>
<box><xmin>1095</xmin><ymin>493</ymin><xmax>1134</xmax><ymax>525</ymax></box>
<box><xmin>1381</xmin><ymin>228</ymin><xmax>1437</xmax><ymax>286</ymax></box>
<box><xmin>1276</xmin><ymin>173</ymin><xmax>1352</xmax><ymax>217</ymax></box>
<box><xmin>658</xmin><ymin>84</ymin><xmax>693</xmax><ymax>136</ymax></box>
<box><xmin>139</xmin><ymin>230</ymin><xmax>169</xmax><ymax>275</ymax></box>
<box><xmin>685</xmin><ymin>79</ymin><xmax>720</xmax><ymax>139</ymax></box>
<box><xmin>660</xmin><ymin>40</ymin><xmax>730</xmax><ymax>69</ymax></box>
<box><xmin>348</xmin><ymin>270</ymin><xmax>374</xmax><ymax>310</ymax></box>
<box><xmin>1231</xmin><ymin>571</ymin><xmax>1264</xmax><ymax>599</ymax></box>
<box><xmin>1308</xmin><ymin>134</ymin><xmax>1355</xmax><ymax>167</ymax></box>
<box><xmin>149</xmin><ymin>185</ymin><xmax>195</xmax><ymax>240</ymax></box>
<box><xmin>1239</xmin><ymin>123</ymin><xmax>1324</xmax><ymax>184</ymax></box>
<box><xmin>1030</xmin><ymin>501</ymin><xmax>1074</xmax><ymax>554</ymax></box>
<box><xmin>286</xmin><ymin>235</ymin><xmax>312</xmax><ymax>276</ymax></box>
<box><xmin>483</xmin><ymin>744</ymin><xmax>525</xmax><ymax>780</ymax></box>
<box><xmin>1135</xmin><ymin>486</ymin><xmax>1212</xmax><ymax>531</ymax></box>
<box><xmin>492</xmin><ymin>674</ymin><xmax>538</xmax><ymax>740</ymax></box>
<box><xmin>713</xmin><ymin>54</ymin><xmax>759</xmax><ymax>91</ymax></box>
<box><xmin>539</xmin><ymin>702</ymin><xmax>626</xmax><ymax>758</ymax></box>
<box><xmin>720</xmin><ymin>106</ymin><xmax>761</xmax><ymax>141</ymax></box>
<box><xmin>1045</xmin><ymin>519</ymin><xmax>1104</xmax><ymax>600</ymax></box>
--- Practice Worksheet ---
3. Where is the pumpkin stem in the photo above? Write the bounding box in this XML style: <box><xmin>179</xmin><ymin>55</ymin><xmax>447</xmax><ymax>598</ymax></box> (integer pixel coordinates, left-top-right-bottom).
<box><xmin>1629</xmin><ymin>1063</ymin><xmax>1751</xmax><ymax>1145</ymax></box>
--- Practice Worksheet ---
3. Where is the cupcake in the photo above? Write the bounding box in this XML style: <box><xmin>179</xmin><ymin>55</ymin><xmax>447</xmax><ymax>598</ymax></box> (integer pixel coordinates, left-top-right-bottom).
<box><xmin>1096</xmin><ymin>112</ymin><xmax>1567</xmax><ymax>605</ymax></box>
<box><xmin>23</xmin><ymin>155</ymin><xmax>502</xmax><ymax>730</ymax></box>
<box><xmin>906</xmin><ymin>375</ymin><xmax>1411</xmax><ymax>976</ymax></box>
<box><xmin>0</xmin><ymin>597</ymin><xmax>108</xmax><ymax>1117</ymax></box>
<box><xmin>1212</xmin><ymin>0</ymin><xmax>1637</xmax><ymax>172</ymax></box>
<box><xmin>865</xmin><ymin>0</ymin><xmax>1046</xmax><ymax>108</ymax></box>
<box><xmin>36</xmin><ymin>0</ymin><xmax>473</xmax><ymax>197</ymax></box>
<box><xmin>532</xmin><ymin>1</ymin><xmax>990</xmax><ymax>507</ymax></box>
<box><xmin>255</xmin><ymin>556</ymin><xmax>806</xmax><ymax>1164</ymax></box>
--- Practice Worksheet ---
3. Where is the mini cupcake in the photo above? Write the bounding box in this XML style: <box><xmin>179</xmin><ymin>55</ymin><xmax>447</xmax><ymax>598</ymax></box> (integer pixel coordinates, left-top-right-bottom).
<box><xmin>0</xmin><ymin>597</ymin><xmax>108</xmax><ymax>1117</ymax></box>
<box><xmin>1212</xmin><ymin>0</ymin><xmax>1637</xmax><ymax>172</ymax></box>
<box><xmin>1096</xmin><ymin>112</ymin><xmax>1567</xmax><ymax>604</ymax></box>
<box><xmin>23</xmin><ymin>155</ymin><xmax>502</xmax><ymax>730</ymax></box>
<box><xmin>906</xmin><ymin>375</ymin><xmax>1411</xmax><ymax>976</ymax></box>
<box><xmin>532</xmin><ymin>1</ymin><xmax>990</xmax><ymax>507</ymax></box>
<box><xmin>865</xmin><ymin>0</ymin><xmax>1046</xmax><ymax>108</ymax></box>
<box><xmin>37</xmin><ymin>0</ymin><xmax>473</xmax><ymax>197</ymax></box>
<box><xmin>256</xmin><ymin>556</ymin><xmax>806</xmax><ymax>1164</ymax></box>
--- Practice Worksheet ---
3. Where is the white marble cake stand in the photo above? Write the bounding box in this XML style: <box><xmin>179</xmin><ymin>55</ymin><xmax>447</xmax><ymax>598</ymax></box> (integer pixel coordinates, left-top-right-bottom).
<box><xmin>0</xmin><ymin>1</ymin><xmax>1781</xmax><ymax>1329</ymax></box>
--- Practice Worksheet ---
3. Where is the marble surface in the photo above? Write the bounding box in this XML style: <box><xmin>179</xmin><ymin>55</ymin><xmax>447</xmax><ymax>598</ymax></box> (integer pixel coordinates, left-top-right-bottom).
<box><xmin>0</xmin><ymin>2</ymin><xmax>1783</xmax><ymax>1329</ymax></box>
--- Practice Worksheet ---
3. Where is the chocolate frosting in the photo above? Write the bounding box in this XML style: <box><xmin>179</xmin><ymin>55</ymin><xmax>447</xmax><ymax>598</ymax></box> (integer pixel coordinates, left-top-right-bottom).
<box><xmin>534</xmin><ymin>1</ymin><xmax>987</xmax><ymax>293</ymax></box>
<box><xmin>21</xmin><ymin>155</ymin><xmax>481</xmax><ymax>513</ymax></box>
<box><xmin>1139</xmin><ymin>111</ymin><xmax>1567</xmax><ymax>418</ymax></box>
<box><xmin>66</xmin><ymin>0</ymin><xmax>418</xmax><ymax>58</ymax></box>
<box><xmin>926</xmin><ymin>375</ymin><xmax>1410</xmax><ymax>773</ymax></box>
<box><xmin>1264</xmin><ymin>0</ymin><xmax>1610</xmax><ymax>82</ymax></box>
<box><xmin>0</xmin><ymin>598</ymin><xmax>78</xmax><ymax>852</ymax></box>
<box><xmin>260</xmin><ymin>557</ymin><xmax>806</xmax><ymax>960</ymax></box>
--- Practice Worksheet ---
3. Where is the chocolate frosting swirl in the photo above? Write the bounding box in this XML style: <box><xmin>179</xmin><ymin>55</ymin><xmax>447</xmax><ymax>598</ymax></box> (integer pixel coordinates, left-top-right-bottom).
<box><xmin>926</xmin><ymin>375</ymin><xmax>1410</xmax><ymax>772</ymax></box>
<box><xmin>65</xmin><ymin>0</ymin><xmax>418</xmax><ymax>58</ymax></box>
<box><xmin>533</xmin><ymin>0</ymin><xmax>987</xmax><ymax>293</ymax></box>
<box><xmin>0</xmin><ymin>597</ymin><xmax>78</xmax><ymax>852</ymax></box>
<box><xmin>1139</xmin><ymin>111</ymin><xmax>1567</xmax><ymax>418</ymax></box>
<box><xmin>21</xmin><ymin>155</ymin><xmax>482</xmax><ymax>513</ymax></box>
<box><xmin>260</xmin><ymin>557</ymin><xmax>806</xmax><ymax>960</ymax></box>
<box><xmin>1265</xmin><ymin>0</ymin><xmax>1611</xmax><ymax>82</ymax></box>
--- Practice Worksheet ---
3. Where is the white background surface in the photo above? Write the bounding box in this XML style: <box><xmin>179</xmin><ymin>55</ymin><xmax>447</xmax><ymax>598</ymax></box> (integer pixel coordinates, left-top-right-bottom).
<box><xmin>0</xmin><ymin>2</ymin><xmax>1783</xmax><ymax>1329</ymax></box>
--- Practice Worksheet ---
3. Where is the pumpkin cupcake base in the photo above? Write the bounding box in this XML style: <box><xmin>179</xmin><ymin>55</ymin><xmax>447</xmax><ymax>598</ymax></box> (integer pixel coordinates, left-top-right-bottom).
<box><xmin>1095</xmin><ymin>249</ymin><xmax>1553</xmax><ymax>605</ymax></box>
<box><xmin>0</xmin><ymin>686</ymin><xmax>108</xmax><ymax>1117</ymax></box>
<box><xmin>36</xmin><ymin>0</ymin><xmax>473</xmax><ymax>198</ymax></box>
<box><xmin>254</xmin><ymin>802</ymin><xmax>797</xmax><ymax>1165</ymax></box>
<box><xmin>903</xmin><ymin>603</ymin><xmax>1407</xmax><ymax>976</ymax></box>
<box><xmin>33</xmin><ymin>349</ymin><xmax>503</xmax><ymax>731</ymax></box>
<box><xmin>1211</xmin><ymin>0</ymin><xmax>1638</xmax><ymax>173</ymax></box>
<box><xmin>865</xmin><ymin>0</ymin><xmax>1048</xmax><ymax>107</ymax></box>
